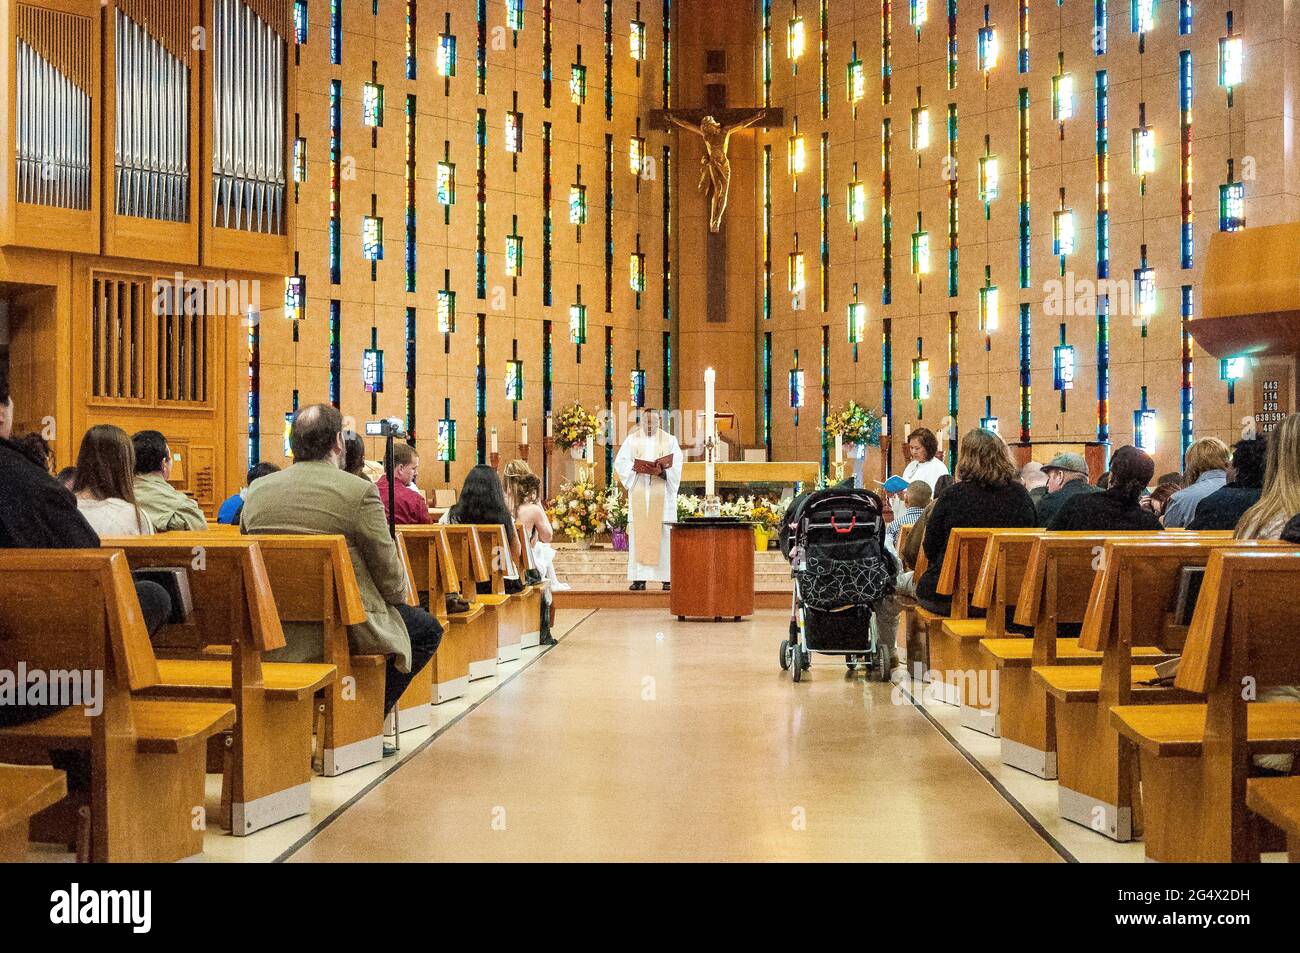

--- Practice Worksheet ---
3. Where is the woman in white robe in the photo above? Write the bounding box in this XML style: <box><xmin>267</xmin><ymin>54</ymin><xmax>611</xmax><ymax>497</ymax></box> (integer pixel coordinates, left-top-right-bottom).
<box><xmin>613</xmin><ymin>410</ymin><xmax>684</xmax><ymax>589</ymax></box>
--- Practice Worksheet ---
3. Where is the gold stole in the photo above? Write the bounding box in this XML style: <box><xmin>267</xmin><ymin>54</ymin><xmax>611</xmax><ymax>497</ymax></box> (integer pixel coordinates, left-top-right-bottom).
<box><xmin>631</xmin><ymin>430</ymin><xmax>669</xmax><ymax>567</ymax></box>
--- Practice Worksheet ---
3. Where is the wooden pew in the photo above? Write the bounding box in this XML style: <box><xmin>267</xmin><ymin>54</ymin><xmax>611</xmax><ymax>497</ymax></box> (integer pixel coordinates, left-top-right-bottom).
<box><xmin>895</xmin><ymin>525</ymin><xmax>930</xmax><ymax>673</ymax></box>
<box><xmin>250</xmin><ymin>536</ymin><xmax>388</xmax><ymax>776</ymax></box>
<box><xmin>473</xmin><ymin>524</ymin><xmax>525</xmax><ymax>663</ymax></box>
<box><xmin>924</xmin><ymin>528</ymin><xmax>998</xmax><ymax>706</ymax></box>
<box><xmin>1035</xmin><ymin>537</ymin><xmax>1274</xmax><ymax>840</ymax></box>
<box><xmin>0</xmin><ymin>550</ymin><xmax>235</xmax><ymax>861</ymax></box>
<box><xmin>396</xmin><ymin>525</ymin><xmax>485</xmax><ymax>703</ymax></box>
<box><xmin>1111</xmin><ymin>548</ymin><xmax>1300</xmax><ymax>862</ymax></box>
<box><xmin>513</xmin><ymin>521</ymin><xmax>545</xmax><ymax>649</ymax></box>
<box><xmin>0</xmin><ymin>765</ymin><xmax>66</xmax><ymax>862</ymax></box>
<box><xmin>385</xmin><ymin>532</ymin><xmax>435</xmax><ymax>734</ymax></box>
<box><xmin>101</xmin><ymin>537</ymin><xmax>336</xmax><ymax>835</ymax></box>
<box><xmin>1247</xmin><ymin>777</ymin><xmax>1300</xmax><ymax>862</ymax></box>
<box><xmin>986</xmin><ymin>532</ymin><xmax>1188</xmax><ymax>779</ymax></box>
<box><xmin>439</xmin><ymin>526</ymin><xmax>501</xmax><ymax>680</ymax></box>
<box><xmin>956</xmin><ymin>530</ymin><xmax>1043</xmax><ymax>735</ymax></box>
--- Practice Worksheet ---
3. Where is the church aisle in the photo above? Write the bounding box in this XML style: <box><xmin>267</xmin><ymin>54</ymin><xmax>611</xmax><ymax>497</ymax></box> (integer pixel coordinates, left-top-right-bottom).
<box><xmin>286</xmin><ymin>610</ymin><xmax>1064</xmax><ymax>862</ymax></box>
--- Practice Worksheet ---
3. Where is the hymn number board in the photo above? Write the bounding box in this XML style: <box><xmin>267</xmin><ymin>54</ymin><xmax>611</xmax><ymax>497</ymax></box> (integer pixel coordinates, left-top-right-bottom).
<box><xmin>1253</xmin><ymin>368</ymin><xmax>1291</xmax><ymax>434</ymax></box>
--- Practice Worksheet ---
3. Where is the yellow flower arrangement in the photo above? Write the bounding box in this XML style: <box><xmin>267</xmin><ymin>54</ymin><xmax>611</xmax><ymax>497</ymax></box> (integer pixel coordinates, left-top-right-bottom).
<box><xmin>555</xmin><ymin>403</ymin><xmax>600</xmax><ymax>450</ymax></box>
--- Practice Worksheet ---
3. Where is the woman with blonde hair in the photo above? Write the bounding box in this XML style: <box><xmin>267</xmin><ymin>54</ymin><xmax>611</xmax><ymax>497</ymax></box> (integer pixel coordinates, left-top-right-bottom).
<box><xmin>1162</xmin><ymin>436</ymin><xmax>1231</xmax><ymax>527</ymax></box>
<box><xmin>1232</xmin><ymin>416</ymin><xmax>1300</xmax><ymax>775</ymax></box>
<box><xmin>501</xmin><ymin>459</ymin><xmax>553</xmax><ymax>546</ymax></box>
<box><xmin>1235</xmin><ymin>415</ymin><xmax>1300</xmax><ymax>540</ymax></box>
<box><xmin>914</xmin><ymin>428</ymin><xmax>1035</xmax><ymax>615</ymax></box>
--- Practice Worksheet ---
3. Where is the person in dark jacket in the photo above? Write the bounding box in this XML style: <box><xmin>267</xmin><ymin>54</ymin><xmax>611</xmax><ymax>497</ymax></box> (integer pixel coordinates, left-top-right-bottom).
<box><xmin>0</xmin><ymin>381</ymin><xmax>171</xmax><ymax>727</ymax></box>
<box><xmin>915</xmin><ymin>428</ymin><xmax>1037</xmax><ymax>615</ymax></box>
<box><xmin>1186</xmin><ymin>435</ymin><xmax>1266</xmax><ymax>531</ymax></box>
<box><xmin>1047</xmin><ymin>445</ymin><xmax>1162</xmax><ymax>532</ymax></box>
<box><xmin>1034</xmin><ymin>452</ymin><xmax>1096</xmax><ymax>527</ymax></box>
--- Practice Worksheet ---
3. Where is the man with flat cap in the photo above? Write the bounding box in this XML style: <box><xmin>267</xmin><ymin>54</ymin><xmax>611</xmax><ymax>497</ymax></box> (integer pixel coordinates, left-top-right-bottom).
<box><xmin>1034</xmin><ymin>452</ymin><xmax>1095</xmax><ymax>527</ymax></box>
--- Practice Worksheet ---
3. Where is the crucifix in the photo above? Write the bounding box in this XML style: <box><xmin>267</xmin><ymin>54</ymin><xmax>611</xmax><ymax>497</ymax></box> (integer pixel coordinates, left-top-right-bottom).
<box><xmin>650</xmin><ymin>107</ymin><xmax>785</xmax><ymax>233</ymax></box>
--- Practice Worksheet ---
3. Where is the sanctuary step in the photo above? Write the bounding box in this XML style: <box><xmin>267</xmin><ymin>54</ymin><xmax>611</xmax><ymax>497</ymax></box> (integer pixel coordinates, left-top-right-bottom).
<box><xmin>551</xmin><ymin>543</ymin><xmax>794</xmax><ymax>593</ymax></box>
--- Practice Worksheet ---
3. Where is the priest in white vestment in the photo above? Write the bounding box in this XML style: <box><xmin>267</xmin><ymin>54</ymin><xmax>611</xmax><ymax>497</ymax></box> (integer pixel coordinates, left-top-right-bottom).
<box><xmin>614</xmin><ymin>409</ymin><xmax>684</xmax><ymax>590</ymax></box>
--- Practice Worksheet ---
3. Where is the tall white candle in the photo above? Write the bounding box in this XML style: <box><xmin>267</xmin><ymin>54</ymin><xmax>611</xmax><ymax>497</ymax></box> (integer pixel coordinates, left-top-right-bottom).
<box><xmin>703</xmin><ymin>367</ymin><xmax>717</xmax><ymax>498</ymax></box>
<box><xmin>490</xmin><ymin>427</ymin><xmax>498</xmax><ymax>455</ymax></box>
<box><xmin>904</xmin><ymin>422</ymin><xmax>912</xmax><ymax>441</ymax></box>
<box><xmin>585</xmin><ymin>434</ymin><xmax>594</xmax><ymax>462</ymax></box>
<box><xmin>545</xmin><ymin>412</ymin><xmax>553</xmax><ymax>438</ymax></box>
<box><xmin>881</xmin><ymin>415</ymin><xmax>889</xmax><ymax>438</ymax></box>
<box><xmin>835</xmin><ymin>433</ymin><xmax>843</xmax><ymax>463</ymax></box>
<box><xmin>521</xmin><ymin>419</ymin><xmax>529</xmax><ymax>446</ymax></box>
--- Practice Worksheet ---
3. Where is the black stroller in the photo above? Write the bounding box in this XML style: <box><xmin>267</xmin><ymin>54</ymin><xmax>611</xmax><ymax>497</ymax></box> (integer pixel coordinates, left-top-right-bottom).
<box><xmin>777</xmin><ymin>485</ymin><xmax>895</xmax><ymax>682</ymax></box>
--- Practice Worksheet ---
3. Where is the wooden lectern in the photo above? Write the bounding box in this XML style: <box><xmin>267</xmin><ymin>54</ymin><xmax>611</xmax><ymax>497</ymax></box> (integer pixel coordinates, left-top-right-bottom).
<box><xmin>668</xmin><ymin>521</ymin><xmax>755</xmax><ymax>621</ymax></box>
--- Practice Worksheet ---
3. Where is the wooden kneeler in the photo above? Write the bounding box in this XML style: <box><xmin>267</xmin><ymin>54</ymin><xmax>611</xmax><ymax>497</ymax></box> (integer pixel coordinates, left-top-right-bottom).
<box><xmin>0</xmin><ymin>550</ymin><xmax>235</xmax><ymax>862</ymax></box>
<box><xmin>253</xmin><ymin>536</ymin><xmax>388</xmax><ymax>776</ymax></box>
<box><xmin>1111</xmin><ymin>548</ymin><xmax>1300</xmax><ymax>862</ymax></box>
<box><xmin>102</xmin><ymin>537</ymin><xmax>336</xmax><ymax>835</ymax></box>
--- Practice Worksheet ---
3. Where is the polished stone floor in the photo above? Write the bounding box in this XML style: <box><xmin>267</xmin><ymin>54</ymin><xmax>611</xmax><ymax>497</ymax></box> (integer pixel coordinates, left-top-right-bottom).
<box><xmin>285</xmin><ymin>609</ymin><xmax>1068</xmax><ymax>862</ymax></box>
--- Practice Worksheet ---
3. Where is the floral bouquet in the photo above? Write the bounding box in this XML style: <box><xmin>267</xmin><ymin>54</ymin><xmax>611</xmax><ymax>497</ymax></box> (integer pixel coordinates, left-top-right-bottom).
<box><xmin>823</xmin><ymin>400</ymin><xmax>882</xmax><ymax>448</ymax></box>
<box><xmin>555</xmin><ymin>403</ymin><xmax>600</xmax><ymax>451</ymax></box>
<box><xmin>749</xmin><ymin>500</ymin><xmax>782</xmax><ymax>531</ymax></box>
<box><xmin>605</xmin><ymin>485</ymin><xmax>629</xmax><ymax>532</ymax></box>
<box><xmin>547</xmin><ymin>481</ymin><xmax>609</xmax><ymax>541</ymax></box>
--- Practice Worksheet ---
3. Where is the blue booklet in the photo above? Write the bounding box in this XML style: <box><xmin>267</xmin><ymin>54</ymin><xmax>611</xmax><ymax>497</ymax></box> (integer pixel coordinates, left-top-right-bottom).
<box><xmin>878</xmin><ymin>475</ymin><xmax>910</xmax><ymax>494</ymax></box>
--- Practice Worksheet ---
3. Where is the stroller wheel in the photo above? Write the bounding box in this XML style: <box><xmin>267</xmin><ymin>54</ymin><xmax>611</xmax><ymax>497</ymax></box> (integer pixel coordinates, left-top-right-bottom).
<box><xmin>779</xmin><ymin>639</ymin><xmax>791</xmax><ymax>672</ymax></box>
<box><xmin>875</xmin><ymin>643</ymin><xmax>893</xmax><ymax>682</ymax></box>
<box><xmin>792</xmin><ymin>654</ymin><xmax>803</xmax><ymax>682</ymax></box>
<box><xmin>800</xmin><ymin>648</ymin><xmax>812</xmax><ymax>671</ymax></box>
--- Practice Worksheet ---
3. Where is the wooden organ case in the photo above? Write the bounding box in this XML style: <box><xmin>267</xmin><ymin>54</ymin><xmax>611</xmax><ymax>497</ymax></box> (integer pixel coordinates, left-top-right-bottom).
<box><xmin>0</xmin><ymin>0</ymin><xmax>293</xmax><ymax>515</ymax></box>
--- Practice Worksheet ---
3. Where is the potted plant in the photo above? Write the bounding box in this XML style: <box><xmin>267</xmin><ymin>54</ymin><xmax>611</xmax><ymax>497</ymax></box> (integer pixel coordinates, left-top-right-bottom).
<box><xmin>750</xmin><ymin>500</ymin><xmax>781</xmax><ymax>551</ymax></box>
<box><xmin>547</xmin><ymin>481</ymin><xmax>609</xmax><ymax>549</ymax></box>
<box><xmin>606</xmin><ymin>486</ymin><xmax>629</xmax><ymax>551</ymax></box>
<box><xmin>555</xmin><ymin>403</ymin><xmax>600</xmax><ymax>459</ymax></box>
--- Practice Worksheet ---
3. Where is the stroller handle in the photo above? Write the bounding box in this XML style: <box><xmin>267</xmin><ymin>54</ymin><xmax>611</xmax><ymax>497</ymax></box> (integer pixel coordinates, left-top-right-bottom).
<box><xmin>830</xmin><ymin>514</ymin><xmax>857</xmax><ymax>534</ymax></box>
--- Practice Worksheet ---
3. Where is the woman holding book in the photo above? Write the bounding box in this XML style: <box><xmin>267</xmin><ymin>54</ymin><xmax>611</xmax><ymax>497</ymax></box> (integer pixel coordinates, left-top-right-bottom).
<box><xmin>900</xmin><ymin>427</ymin><xmax>949</xmax><ymax>491</ymax></box>
<box><xmin>613</xmin><ymin>408</ymin><xmax>683</xmax><ymax>591</ymax></box>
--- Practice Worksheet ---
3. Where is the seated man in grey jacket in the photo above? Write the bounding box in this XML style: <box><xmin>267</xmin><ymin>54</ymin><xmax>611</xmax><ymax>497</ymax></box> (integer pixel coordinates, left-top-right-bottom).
<box><xmin>241</xmin><ymin>404</ymin><xmax>441</xmax><ymax>725</ymax></box>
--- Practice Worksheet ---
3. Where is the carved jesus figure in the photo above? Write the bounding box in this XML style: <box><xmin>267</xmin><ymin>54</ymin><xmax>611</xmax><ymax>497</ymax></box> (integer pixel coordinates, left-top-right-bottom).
<box><xmin>666</xmin><ymin>111</ymin><xmax>768</xmax><ymax>233</ymax></box>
